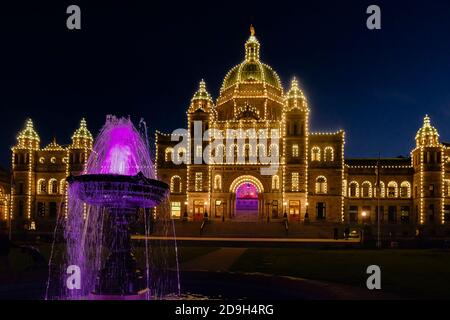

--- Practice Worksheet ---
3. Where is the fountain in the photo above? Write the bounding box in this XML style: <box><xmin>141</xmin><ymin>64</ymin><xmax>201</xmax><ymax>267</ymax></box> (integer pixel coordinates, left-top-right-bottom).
<box><xmin>47</xmin><ymin>115</ymin><xmax>173</xmax><ymax>300</ymax></box>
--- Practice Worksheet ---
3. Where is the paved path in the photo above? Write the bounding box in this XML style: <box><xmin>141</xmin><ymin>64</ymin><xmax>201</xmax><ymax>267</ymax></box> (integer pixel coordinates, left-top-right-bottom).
<box><xmin>133</xmin><ymin>235</ymin><xmax>360</xmax><ymax>244</ymax></box>
<box><xmin>180</xmin><ymin>247</ymin><xmax>247</xmax><ymax>272</ymax></box>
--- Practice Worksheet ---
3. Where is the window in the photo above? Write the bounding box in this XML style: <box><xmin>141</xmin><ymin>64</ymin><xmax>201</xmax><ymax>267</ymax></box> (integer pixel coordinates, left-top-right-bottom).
<box><xmin>171</xmin><ymin>202</ymin><xmax>181</xmax><ymax>219</ymax></box>
<box><xmin>387</xmin><ymin>181</ymin><xmax>398</xmax><ymax>198</ymax></box>
<box><xmin>349</xmin><ymin>181</ymin><xmax>359</xmax><ymax>197</ymax></box>
<box><xmin>176</xmin><ymin>147</ymin><xmax>187</xmax><ymax>163</ymax></box>
<box><xmin>214</xmin><ymin>174</ymin><xmax>222</xmax><ymax>191</ymax></box>
<box><xmin>18</xmin><ymin>200</ymin><xmax>24</xmax><ymax>217</ymax></box>
<box><xmin>445</xmin><ymin>180</ymin><xmax>450</xmax><ymax>197</ymax></box>
<box><xmin>444</xmin><ymin>205</ymin><xmax>450</xmax><ymax>223</ymax></box>
<box><xmin>375</xmin><ymin>206</ymin><xmax>384</xmax><ymax>222</ymax></box>
<box><xmin>37</xmin><ymin>179</ymin><xmax>47</xmax><ymax>194</ymax></box>
<box><xmin>60</xmin><ymin>179</ymin><xmax>66</xmax><ymax>195</ymax></box>
<box><xmin>19</xmin><ymin>183</ymin><xmax>24</xmax><ymax>195</ymax></box>
<box><xmin>289</xmin><ymin>201</ymin><xmax>300</xmax><ymax>216</ymax></box>
<box><xmin>37</xmin><ymin>202</ymin><xmax>45</xmax><ymax>218</ymax></box>
<box><xmin>311</xmin><ymin>147</ymin><xmax>321</xmax><ymax>161</ymax></box>
<box><xmin>170</xmin><ymin>176</ymin><xmax>182</xmax><ymax>193</ymax></box>
<box><xmin>49</xmin><ymin>179</ymin><xmax>58</xmax><ymax>194</ymax></box>
<box><xmin>271</xmin><ymin>175</ymin><xmax>280</xmax><ymax>191</ymax></box>
<box><xmin>315</xmin><ymin>176</ymin><xmax>327</xmax><ymax>194</ymax></box>
<box><xmin>272</xmin><ymin>200</ymin><xmax>278</xmax><ymax>218</ymax></box>
<box><xmin>324</xmin><ymin>147</ymin><xmax>334</xmax><ymax>162</ymax></box>
<box><xmin>269</xmin><ymin>144</ymin><xmax>279</xmax><ymax>157</ymax></box>
<box><xmin>400</xmin><ymin>181</ymin><xmax>411</xmax><ymax>198</ymax></box>
<box><xmin>361</xmin><ymin>181</ymin><xmax>372</xmax><ymax>198</ymax></box>
<box><xmin>429</xmin><ymin>184</ymin><xmax>435</xmax><ymax>197</ymax></box>
<box><xmin>49</xmin><ymin>202</ymin><xmax>57</xmax><ymax>218</ymax></box>
<box><xmin>195</xmin><ymin>172</ymin><xmax>203</xmax><ymax>191</ymax></box>
<box><xmin>291</xmin><ymin>172</ymin><xmax>299</xmax><ymax>192</ymax></box>
<box><xmin>164</xmin><ymin>147</ymin><xmax>173</xmax><ymax>161</ymax></box>
<box><xmin>400</xmin><ymin>206</ymin><xmax>410</xmax><ymax>224</ymax></box>
<box><xmin>215</xmin><ymin>200</ymin><xmax>223</xmax><ymax>218</ymax></box>
<box><xmin>349</xmin><ymin>206</ymin><xmax>358</xmax><ymax>223</ymax></box>
<box><xmin>343</xmin><ymin>180</ymin><xmax>347</xmax><ymax>197</ymax></box>
<box><xmin>379</xmin><ymin>181</ymin><xmax>385</xmax><ymax>198</ymax></box>
<box><xmin>196</xmin><ymin>145</ymin><xmax>203</xmax><ymax>158</ymax></box>
<box><xmin>428</xmin><ymin>204</ymin><xmax>435</xmax><ymax>222</ymax></box>
<box><xmin>292</xmin><ymin>144</ymin><xmax>299</xmax><ymax>157</ymax></box>
<box><xmin>388</xmin><ymin>206</ymin><xmax>397</xmax><ymax>224</ymax></box>
<box><xmin>316</xmin><ymin>202</ymin><xmax>326</xmax><ymax>220</ymax></box>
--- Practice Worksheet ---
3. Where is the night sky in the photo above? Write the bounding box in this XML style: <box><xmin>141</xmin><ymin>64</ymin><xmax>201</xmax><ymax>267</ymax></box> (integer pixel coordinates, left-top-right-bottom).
<box><xmin>1</xmin><ymin>0</ymin><xmax>449</xmax><ymax>168</ymax></box>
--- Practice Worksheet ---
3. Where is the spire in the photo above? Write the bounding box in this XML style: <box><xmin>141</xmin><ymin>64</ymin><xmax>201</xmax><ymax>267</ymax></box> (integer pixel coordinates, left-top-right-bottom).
<box><xmin>245</xmin><ymin>25</ymin><xmax>260</xmax><ymax>62</ymax></box>
<box><xmin>16</xmin><ymin>118</ymin><xmax>40</xmax><ymax>149</ymax></box>
<box><xmin>72</xmin><ymin>118</ymin><xmax>93</xmax><ymax>148</ymax></box>
<box><xmin>416</xmin><ymin>114</ymin><xmax>439</xmax><ymax>147</ymax></box>
<box><xmin>191</xmin><ymin>79</ymin><xmax>213</xmax><ymax>103</ymax></box>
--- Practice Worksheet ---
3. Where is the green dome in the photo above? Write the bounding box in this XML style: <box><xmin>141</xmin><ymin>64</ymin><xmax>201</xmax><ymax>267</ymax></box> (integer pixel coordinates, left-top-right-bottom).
<box><xmin>221</xmin><ymin>30</ymin><xmax>282</xmax><ymax>92</ymax></box>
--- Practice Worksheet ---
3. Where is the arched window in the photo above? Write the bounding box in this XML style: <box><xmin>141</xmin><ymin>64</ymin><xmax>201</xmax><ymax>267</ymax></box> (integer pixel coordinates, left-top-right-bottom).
<box><xmin>269</xmin><ymin>144</ymin><xmax>279</xmax><ymax>157</ymax></box>
<box><xmin>361</xmin><ymin>181</ymin><xmax>372</xmax><ymax>198</ymax></box>
<box><xmin>387</xmin><ymin>181</ymin><xmax>398</xmax><ymax>198</ymax></box>
<box><xmin>244</xmin><ymin>144</ymin><xmax>252</xmax><ymax>158</ymax></box>
<box><xmin>170</xmin><ymin>176</ymin><xmax>182</xmax><ymax>193</ymax></box>
<box><xmin>213</xmin><ymin>144</ymin><xmax>225</xmax><ymax>163</ymax></box>
<box><xmin>315</xmin><ymin>176</ymin><xmax>327</xmax><ymax>194</ymax></box>
<box><xmin>214</xmin><ymin>174</ymin><xmax>222</xmax><ymax>191</ymax></box>
<box><xmin>343</xmin><ymin>179</ymin><xmax>347</xmax><ymax>197</ymax></box>
<box><xmin>60</xmin><ymin>179</ymin><xmax>66</xmax><ymax>195</ymax></box>
<box><xmin>165</xmin><ymin>147</ymin><xmax>174</xmax><ymax>162</ymax></box>
<box><xmin>176</xmin><ymin>147</ymin><xmax>187</xmax><ymax>163</ymax></box>
<box><xmin>311</xmin><ymin>146</ymin><xmax>321</xmax><ymax>161</ymax></box>
<box><xmin>374</xmin><ymin>181</ymin><xmax>386</xmax><ymax>198</ymax></box>
<box><xmin>400</xmin><ymin>181</ymin><xmax>411</xmax><ymax>198</ymax></box>
<box><xmin>257</xmin><ymin>144</ymin><xmax>266</xmax><ymax>157</ymax></box>
<box><xmin>228</xmin><ymin>144</ymin><xmax>239</xmax><ymax>157</ymax></box>
<box><xmin>324</xmin><ymin>146</ymin><xmax>334</xmax><ymax>162</ymax></box>
<box><xmin>272</xmin><ymin>175</ymin><xmax>280</xmax><ymax>191</ymax></box>
<box><xmin>48</xmin><ymin>178</ymin><xmax>58</xmax><ymax>195</ymax></box>
<box><xmin>349</xmin><ymin>181</ymin><xmax>359</xmax><ymax>198</ymax></box>
<box><xmin>37</xmin><ymin>179</ymin><xmax>47</xmax><ymax>194</ymax></box>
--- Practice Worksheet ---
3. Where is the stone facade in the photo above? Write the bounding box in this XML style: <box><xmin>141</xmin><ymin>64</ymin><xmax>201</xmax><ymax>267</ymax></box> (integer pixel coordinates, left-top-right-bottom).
<box><xmin>155</xmin><ymin>29</ymin><xmax>450</xmax><ymax>233</ymax></box>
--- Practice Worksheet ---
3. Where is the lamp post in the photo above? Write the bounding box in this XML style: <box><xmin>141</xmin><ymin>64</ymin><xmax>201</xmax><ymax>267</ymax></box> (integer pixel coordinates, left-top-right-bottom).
<box><xmin>283</xmin><ymin>201</ymin><xmax>287</xmax><ymax>219</ymax></box>
<box><xmin>204</xmin><ymin>201</ymin><xmax>208</xmax><ymax>220</ymax></box>
<box><xmin>222</xmin><ymin>201</ymin><xmax>226</xmax><ymax>222</ymax></box>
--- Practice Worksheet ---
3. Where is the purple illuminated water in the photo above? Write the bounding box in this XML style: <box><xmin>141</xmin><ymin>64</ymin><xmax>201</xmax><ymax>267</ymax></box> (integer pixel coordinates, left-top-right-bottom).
<box><xmin>46</xmin><ymin>116</ymin><xmax>178</xmax><ymax>300</ymax></box>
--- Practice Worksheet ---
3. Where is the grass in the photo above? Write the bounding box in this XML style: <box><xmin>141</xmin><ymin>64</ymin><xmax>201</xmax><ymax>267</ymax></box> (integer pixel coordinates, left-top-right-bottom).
<box><xmin>1</xmin><ymin>243</ymin><xmax>219</xmax><ymax>273</ymax></box>
<box><xmin>230</xmin><ymin>248</ymin><xmax>450</xmax><ymax>299</ymax></box>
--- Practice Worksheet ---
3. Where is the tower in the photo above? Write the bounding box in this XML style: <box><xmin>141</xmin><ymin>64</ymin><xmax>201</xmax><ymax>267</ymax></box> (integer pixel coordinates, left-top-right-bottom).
<box><xmin>412</xmin><ymin>115</ymin><xmax>444</xmax><ymax>226</ymax></box>
<box><xmin>11</xmin><ymin>119</ymin><xmax>40</xmax><ymax>224</ymax></box>
<box><xmin>186</xmin><ymin>80</ymin><xmax>214</xmax><ymax>220</ymax></box>
<box><xmin>284</xmin><ymin>78</ymin><xmax>309</xmax><ymax>218</ymax></box>
<box><xmin>69</xmin><ymin>118</ymin><xmax>93</xmax><ymax>174</ymax></box>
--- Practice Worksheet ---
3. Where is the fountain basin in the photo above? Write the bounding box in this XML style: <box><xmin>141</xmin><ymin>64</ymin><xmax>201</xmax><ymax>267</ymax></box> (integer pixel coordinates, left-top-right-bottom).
<box><xmin>67</xmin><ymin>172</ymin><xmax>169</xmax><ymax>209</ymax></box>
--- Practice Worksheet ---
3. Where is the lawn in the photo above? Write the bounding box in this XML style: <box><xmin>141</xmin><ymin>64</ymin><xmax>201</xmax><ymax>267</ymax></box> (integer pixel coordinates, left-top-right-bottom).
<box><xmin>230</xmin><ymin>248</ymin><xmax>450</xmax><ymax>299</ymax></box>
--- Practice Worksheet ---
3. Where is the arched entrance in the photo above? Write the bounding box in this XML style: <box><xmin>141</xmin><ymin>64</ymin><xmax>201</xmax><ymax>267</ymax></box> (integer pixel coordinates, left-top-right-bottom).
<box><xmin>229</xmin><ymin>175</ymin><xmax>264</xmax><ymax>221</ymax></box>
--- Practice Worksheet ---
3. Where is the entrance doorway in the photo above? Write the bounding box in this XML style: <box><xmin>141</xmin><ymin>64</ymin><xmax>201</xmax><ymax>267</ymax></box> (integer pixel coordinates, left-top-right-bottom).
<box><xmin>235</xmin><ymin>182</ymin><xmax>259</xmax><ymax>221</ymax></box>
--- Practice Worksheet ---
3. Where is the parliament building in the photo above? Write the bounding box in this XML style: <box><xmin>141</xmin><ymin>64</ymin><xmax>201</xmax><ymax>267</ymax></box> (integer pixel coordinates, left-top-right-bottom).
<box><xmin>155</xmin><ymin>28</ymin><xmax>450</xmax><ymax>234</ymax></box>
<box><xmin>3</xmin><ymin>28</ymin><xmax>450</xmax><ymax>236</ymax></box>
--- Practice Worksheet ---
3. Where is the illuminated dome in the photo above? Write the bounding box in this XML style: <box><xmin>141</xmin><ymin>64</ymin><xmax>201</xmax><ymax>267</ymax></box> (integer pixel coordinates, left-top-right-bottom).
<box><xmin>285</xmin><ymin>77</ymin><xmax>308</xmax><ymax>111</ymax></box>
<box><xmin>16</xmin><ymin>119</ymin><xmax>40</xmax><ymax>149</ymax></box>
<box><xmin>221</xmin><ymin>26</ymin><xmax>282</xmax><ymax>92</ymax></box>
<box><xmin>71</xmin><ymin>118</ymin><xmax>93</xmax><ymax>148</ymax></box>
<box><xmin>415</xmin><ymin>115</ymin><xmax>440</xmax><ymax>147</ymax></box>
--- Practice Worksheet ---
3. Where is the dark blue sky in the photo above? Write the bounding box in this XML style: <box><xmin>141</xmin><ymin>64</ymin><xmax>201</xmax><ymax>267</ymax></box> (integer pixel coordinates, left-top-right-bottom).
<box><xmin>1</xmin><ymin>0</ymin><xmax>449</xmax><ymax>168</ymax></box>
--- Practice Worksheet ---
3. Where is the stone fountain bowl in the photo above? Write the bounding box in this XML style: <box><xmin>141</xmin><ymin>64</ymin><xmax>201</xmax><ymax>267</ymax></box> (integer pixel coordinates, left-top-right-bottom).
<box><xmin>67</xmin><ymin>172</ymin><xmax>169</xmax><ymax>209</ymax></box>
